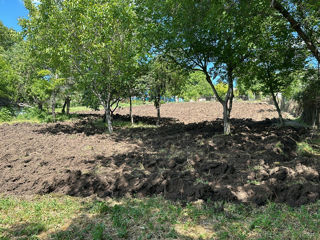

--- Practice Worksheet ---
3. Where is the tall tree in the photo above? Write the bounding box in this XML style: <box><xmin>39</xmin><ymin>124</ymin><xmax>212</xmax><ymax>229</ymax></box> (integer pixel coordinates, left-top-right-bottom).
<box><xmin>269</xmin><ymin>0</ymin><xmax>320</xmax><ymax>127</ymax></box>
<box><xmin>140</xmin><ymin>56</ymin><xmax>186</xmax><ymax>125</ymax></box>
<box><xmin>238</xmin><ymin>13</ymin><xmax>307</xmax><ymax>125</ymax></box>
<box><xmin>23</xmin><ymin>0</ymin><xmax>142</xmax><ymax>132</ymax></box>
<box><xmin>137</xmin><ymin>0</ymin><xmax>253</xmax><ymax>134</ymax></box>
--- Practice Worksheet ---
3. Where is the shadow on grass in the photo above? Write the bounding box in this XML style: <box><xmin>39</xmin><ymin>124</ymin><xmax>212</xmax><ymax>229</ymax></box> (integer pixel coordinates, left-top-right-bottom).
<box><xmin>2</xmin><ymin>195</ymin><xmax>320</xmax><ymax>239</ymax></box>
<box><xmin>1</xmin><ymin>222</ymin><xmax>46</xmax><ymax>240</ymax></box>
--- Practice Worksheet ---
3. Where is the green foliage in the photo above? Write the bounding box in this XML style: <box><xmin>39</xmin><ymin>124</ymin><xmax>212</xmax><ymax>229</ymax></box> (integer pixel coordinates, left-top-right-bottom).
<box><xmin>0</xmin><ymin>55</ymin><xmax>18</xmax><ymax>100</ymax></box>
<box><xmin>0</xmin><ymin>107</ymin><xmax>14</xmax><ymax>122</ymax></box>
<box><xmin>215</xmin><ymin>82</ymin><xmax>228</xmax><ymax>99</ymax></box>
<box><xmin>181</xmin><ymin>72</ymin><xmax>212</xmax><ymax>101</ymax></box>
<box><xmin>238</xmin><ymin>12</ymin><xmax>307</xmax><ymax>97</ymax></box>
<box><xmin>141</xmin><ymin>56</ymin><xmax>186</xmax><ymax>107</ymax></box>
<box><xmin>0</xmin><ymin>0</ymin><xmax>317</xmax><ymax>130</ymax></box>
<box><xmin>12</xmin><ymin>107</ymin><xmax>76</xmax><ymax>123</ymax></box>
<box><xmin>0</xmin><ymin>21</ymin><xmax>19</xmax><ymax>50</ymax></box>
<box><xmin>19</xmin><ymin>107</ymin><xmax>47</xmax><ymax>120</ymax></box>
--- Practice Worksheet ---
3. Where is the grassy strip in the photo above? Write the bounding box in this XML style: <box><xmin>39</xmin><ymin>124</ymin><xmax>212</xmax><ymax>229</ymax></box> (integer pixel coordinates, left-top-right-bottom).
<box><xmin>1</xmin><ymin>195</ymin><xmax>320</xmax><ymax>239</ymax></box>
<box><xmin>55</xmin><ymin>106</ymin><xmax>92</xmax><ymax>113</ymax></box>
<box><xmin>0</xmin><ymin>100</ymin><xmax>152</xmax><ymax>124</ymax></box>
<box><xmin>93</xmin><ymin>119</ymin><xmax>157</xmax><ymax>130</ymax></box>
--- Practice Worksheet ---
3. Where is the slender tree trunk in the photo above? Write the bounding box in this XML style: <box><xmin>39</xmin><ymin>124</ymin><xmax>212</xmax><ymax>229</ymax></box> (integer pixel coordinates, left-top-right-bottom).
<box><xmin>38</xmin><ymin>102</ymin><xmax>43</xmax><ymax>111</ymax></box>
<box><xmin>66</xmin><ymin>96</ymin><xmax>71</xmax><ymax>115</ymax></box>
<box><xmin>156</xmin><ymin>105</ymin><xmax>160</xmax><ymax>126</ymax></box>
<box><xmin>270</xmin><ymin>89</ymin><xmax>284</xmax><ymax>126</ymax></box>
<box><xmin>223</xmin><ymin>66</ymin><xmax>234</xmax><ymax>135</ymax></box>
<box><xmin>103</xmin><ymin>113</ymin><xmax>106</xmax><ymax>123</ymax></box>
<box><xmin>223</xmin><ymin>103</ymin><xmax>231</xmax><ymax>135</ymax></box>
<box><xmin>62</xmin><ymin>97</ymin><xmax>71</xmax><ymax>115</ymax></box>
<box><xmin>204</xmin><ymin>66</ymin><xmax>234</xmax><ymax>135</ymax></box>
<box><xmin>103</xmin><ymin>93</ymin><xmax>113</xmax><ymax>134</ymax></box>
<box><xmin>105</xmin><ymin>107</ymin><xmax>113</xmax><ymax>133</ymax></box>
<box><xmin>62</xmin><ymin>100</ymin><xmax>67</xmax><ymax>114</ymax></box>
<box><xmin>301</xmin><ymin>97</ymin><xmax>320</xmax><ymax>128</ymax></box>
<box><xmin>155</xmin><ymin>93</ymin><xmax>161</xmax><ymax>126</ymax></box>
<box><xmin>129</xmin><ymin>96</ymin><xmax>133</xmax><ymax>125</ymax></box>
<box><xmin>51</xmin><ymin>91</ymin><xmax>56</xmax><ymax>122</ymax></box>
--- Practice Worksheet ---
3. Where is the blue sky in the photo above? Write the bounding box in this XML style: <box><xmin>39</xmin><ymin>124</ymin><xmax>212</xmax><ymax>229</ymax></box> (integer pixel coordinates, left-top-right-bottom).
<box><xmin>0</xmin><ymin>0</ymin><xmax>29</xmax><ymax>31</ymax></box>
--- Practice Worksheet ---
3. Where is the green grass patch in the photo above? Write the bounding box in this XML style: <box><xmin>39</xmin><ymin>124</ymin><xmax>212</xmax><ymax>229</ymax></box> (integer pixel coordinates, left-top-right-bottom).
<box><xmin>297</xmin><ymin>141</ymin><xmax>320</xmax><ymax>156</ymax></box>
<box><xmin>0</xmin><ymin>107</ymin><xmax>84</xmax><ymax>125</ymax></box>
<box><xmin>118</xmin><ymin>100</ymin><xmax>153</xmax><ymax>108</ymax></box>
<box><xmin>93</xmin><ymin>119</ymin><xmax>157</xmax><ymax>131</ymax></box>
<box><xmin>55</xmin><ymin>106</ymin><xmax>93</xmax><ymax>113</ymax></box>
<box><xmin>1</xmin><ymin>195</ymin><xmax>320</xmax><ymax>239</ymax></box>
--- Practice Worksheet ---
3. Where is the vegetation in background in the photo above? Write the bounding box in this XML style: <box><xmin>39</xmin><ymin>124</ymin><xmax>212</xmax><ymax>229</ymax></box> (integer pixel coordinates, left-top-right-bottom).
<box><xmin>181</xmin><ymin>72</ymin><xmax>213</xmax><ymax>101</ymax></box>
<box><xmin>1</xmin><ymin>0</ymin><xmax>319</xmax><ymax>131</ymax></box>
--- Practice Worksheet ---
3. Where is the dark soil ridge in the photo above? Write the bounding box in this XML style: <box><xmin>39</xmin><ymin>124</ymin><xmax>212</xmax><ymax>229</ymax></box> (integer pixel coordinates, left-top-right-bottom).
<box><xmin>1</xmin><ymin>103</ymin><xmax>319</xmax><ymax>207</ymax></box>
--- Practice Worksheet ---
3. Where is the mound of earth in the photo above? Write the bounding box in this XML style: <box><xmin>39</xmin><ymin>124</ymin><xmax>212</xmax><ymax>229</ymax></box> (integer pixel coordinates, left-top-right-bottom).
<box><xmin>0</xmin><ymin>102</ymin><xmax>319</xmax><ymax>206</ymax></box>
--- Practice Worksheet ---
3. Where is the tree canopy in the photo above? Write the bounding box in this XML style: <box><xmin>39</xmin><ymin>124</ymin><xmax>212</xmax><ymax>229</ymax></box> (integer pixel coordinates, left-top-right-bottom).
<box><xmin>0</xmin><ymin>0</ymin><xmax>318</xmax><ymax>131</ymax></box>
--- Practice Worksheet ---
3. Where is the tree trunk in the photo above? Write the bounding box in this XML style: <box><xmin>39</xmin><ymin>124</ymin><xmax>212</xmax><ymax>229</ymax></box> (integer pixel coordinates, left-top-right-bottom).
<box><xmin>270</xmin><ymin>88</ymin><xmax>284</xmax><ymax>126</ymax></box>
<box><xmin>105</xmin><ymin>107</ymin><xmax>113</xmax><ymax>133</ymax></box>
<box><xmin>223</xmin><ymin>103</ymin><xmax>231</xmax><ymax>135</ymax></box>
<box><xmin>130</xmin><ymin>96</ymin><xmax>133</xmax><ymax>125</ymax></box>
<box><xmin>66</xmin><ymin>97</ymin><xmax>71</xmax><ymax>115</ymax></box>
<box><xmin>103</xmin><ymin>93</ymin><xmax>113</xmax><ymax>134</ymax></box>
<box><xmin>203</xmin><ymin>66</ymin><xmax>234</xmax><ymax>135</ymax></box>
<box><xmin>103</xmin><ymin>105</ymin><xmax>113</xmax><ymax>134</ymax></box>
<box><xmin>51</xmin><ymin>91</ymin><xmax>56</xmax><ymax>122</ymax></box>
<box><xmin>103</xmin><ymin>112</ymin><xmax>106</xmax><ymax>123</ymax></box>
<box><xmin>156</xmin><ymin>105</ymin><xmax>160</xmax><ymax>126</ymax></box>
<box><xmin>223</xmin><ymin>65</ymin><xmax>234</xmax><ymax>135</ymax></box>
<box><xmin>38</xmin><ymin>102</ymin><xmax>43</xmax><ymax>111</ymax></box>
<box><xmin>62</xmin><ymin>97</ymin><xmax>71</xmax><ymax>114</ymax></box>
<box><xmin>301</xmin><ymin>97</ymin><xmax>320</xmax><ymax>129</ymax></box>
<box><xmin>61</xmin><ymin>100</ymin><xmax>67</xmax><ymax>114</ymax></box>
<box><xmin>155</xmin><ymin>94</ymin><xmax>161</xmax><ymax>126</ymax></box>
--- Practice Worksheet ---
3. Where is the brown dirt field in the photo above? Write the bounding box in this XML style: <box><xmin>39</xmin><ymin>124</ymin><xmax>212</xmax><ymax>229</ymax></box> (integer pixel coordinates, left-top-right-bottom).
<box><xmin>115</xmin><ymin>101</ymin><xmax>291</xmax><ymax>123</ymax></box>
<box><xmin>1</xmin><ymin>101</ymin><xmax>319</xmax><ymax>206</ymax></box>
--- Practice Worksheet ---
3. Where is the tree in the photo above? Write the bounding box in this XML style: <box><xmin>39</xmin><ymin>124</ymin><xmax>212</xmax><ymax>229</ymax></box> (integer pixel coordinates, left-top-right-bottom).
<box><xmin>238</xmin><ymin>13</ymin><xmax>307</xmax><ymax>125</ymax></box>
<box><xmin>140</xmin><ymin>56</ymin><xmax>186</xmax><ymax>125</ymax></box>
<box><xmin>23</xmin><ymin>0</ymin><xmax>142</xmax><ymax>133</ymax></box>
<box><xmin>269</xmin><ymin>0</ymin><xmax>320</xmax><ymax>127</ymax></box>
<box><xmin>0</xmin><ymin>22</ymin><xmax>21</xmax><ymax>104</ymax></box>
<box><xmin>137</xmin><ymin>0</ymin><xmax>254</xmax><ymax>134</ymax></box>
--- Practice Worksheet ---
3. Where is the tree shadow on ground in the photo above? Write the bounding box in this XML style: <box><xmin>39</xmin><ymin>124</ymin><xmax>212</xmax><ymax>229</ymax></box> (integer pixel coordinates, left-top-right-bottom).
<box><xmin>105</xmin><ymin>118</ymin><xmax>319</xmax><ymax>206</ymax></box>
<box><xmin>34</xmin><ymin>113</ymin><xmax>178</xmax><ymax>136</ymax></box>
<box><xmin>3</xmin><ymin>193</ymin><xmax>320</xmax><ymax>239</ymax></box>
<box><xmin>1</xmin><ymin>222</ymin><xmax>46</xmax><ymax>240</ymax></box>
<box><xmin>2</xmin><ymin>199</ymin><xmax>214</xmax><ymax>240</ymax></box>
<box><xmin>258</xmin><ymin>109</ymin><xmax>277</xmax><ymax>113</ymax></box>
<box><xmin>34</xmin><ymin>112</ymin><xmax>320</xmax><ymax>207</ymax></box>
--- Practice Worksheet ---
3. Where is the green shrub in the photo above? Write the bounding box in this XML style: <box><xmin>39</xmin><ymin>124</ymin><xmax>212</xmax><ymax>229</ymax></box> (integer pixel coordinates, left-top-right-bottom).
<box><xmin>15</xmin><ymin>107</ymin><xmax>48</xmax><ymax>122</ymax></box>
<box><xmin>0</xmin><ymin>107</ymin><xmax>14</xmax><ymax>122</ymax></box>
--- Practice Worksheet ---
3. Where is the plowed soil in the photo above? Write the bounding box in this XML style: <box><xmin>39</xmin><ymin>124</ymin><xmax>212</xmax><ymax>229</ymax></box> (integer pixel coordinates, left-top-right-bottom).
<box><xmin>1</xmin><ymin>101</ymin><xmax>319</xmax><ymax>206</ymax></box>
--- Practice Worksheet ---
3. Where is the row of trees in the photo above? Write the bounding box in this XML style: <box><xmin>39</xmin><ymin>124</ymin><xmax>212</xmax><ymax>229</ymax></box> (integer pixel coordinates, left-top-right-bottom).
<box><xmin>1</xmin><ymin>0</ymin><xmax>319</xmax><ymax>134</ymax></box>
